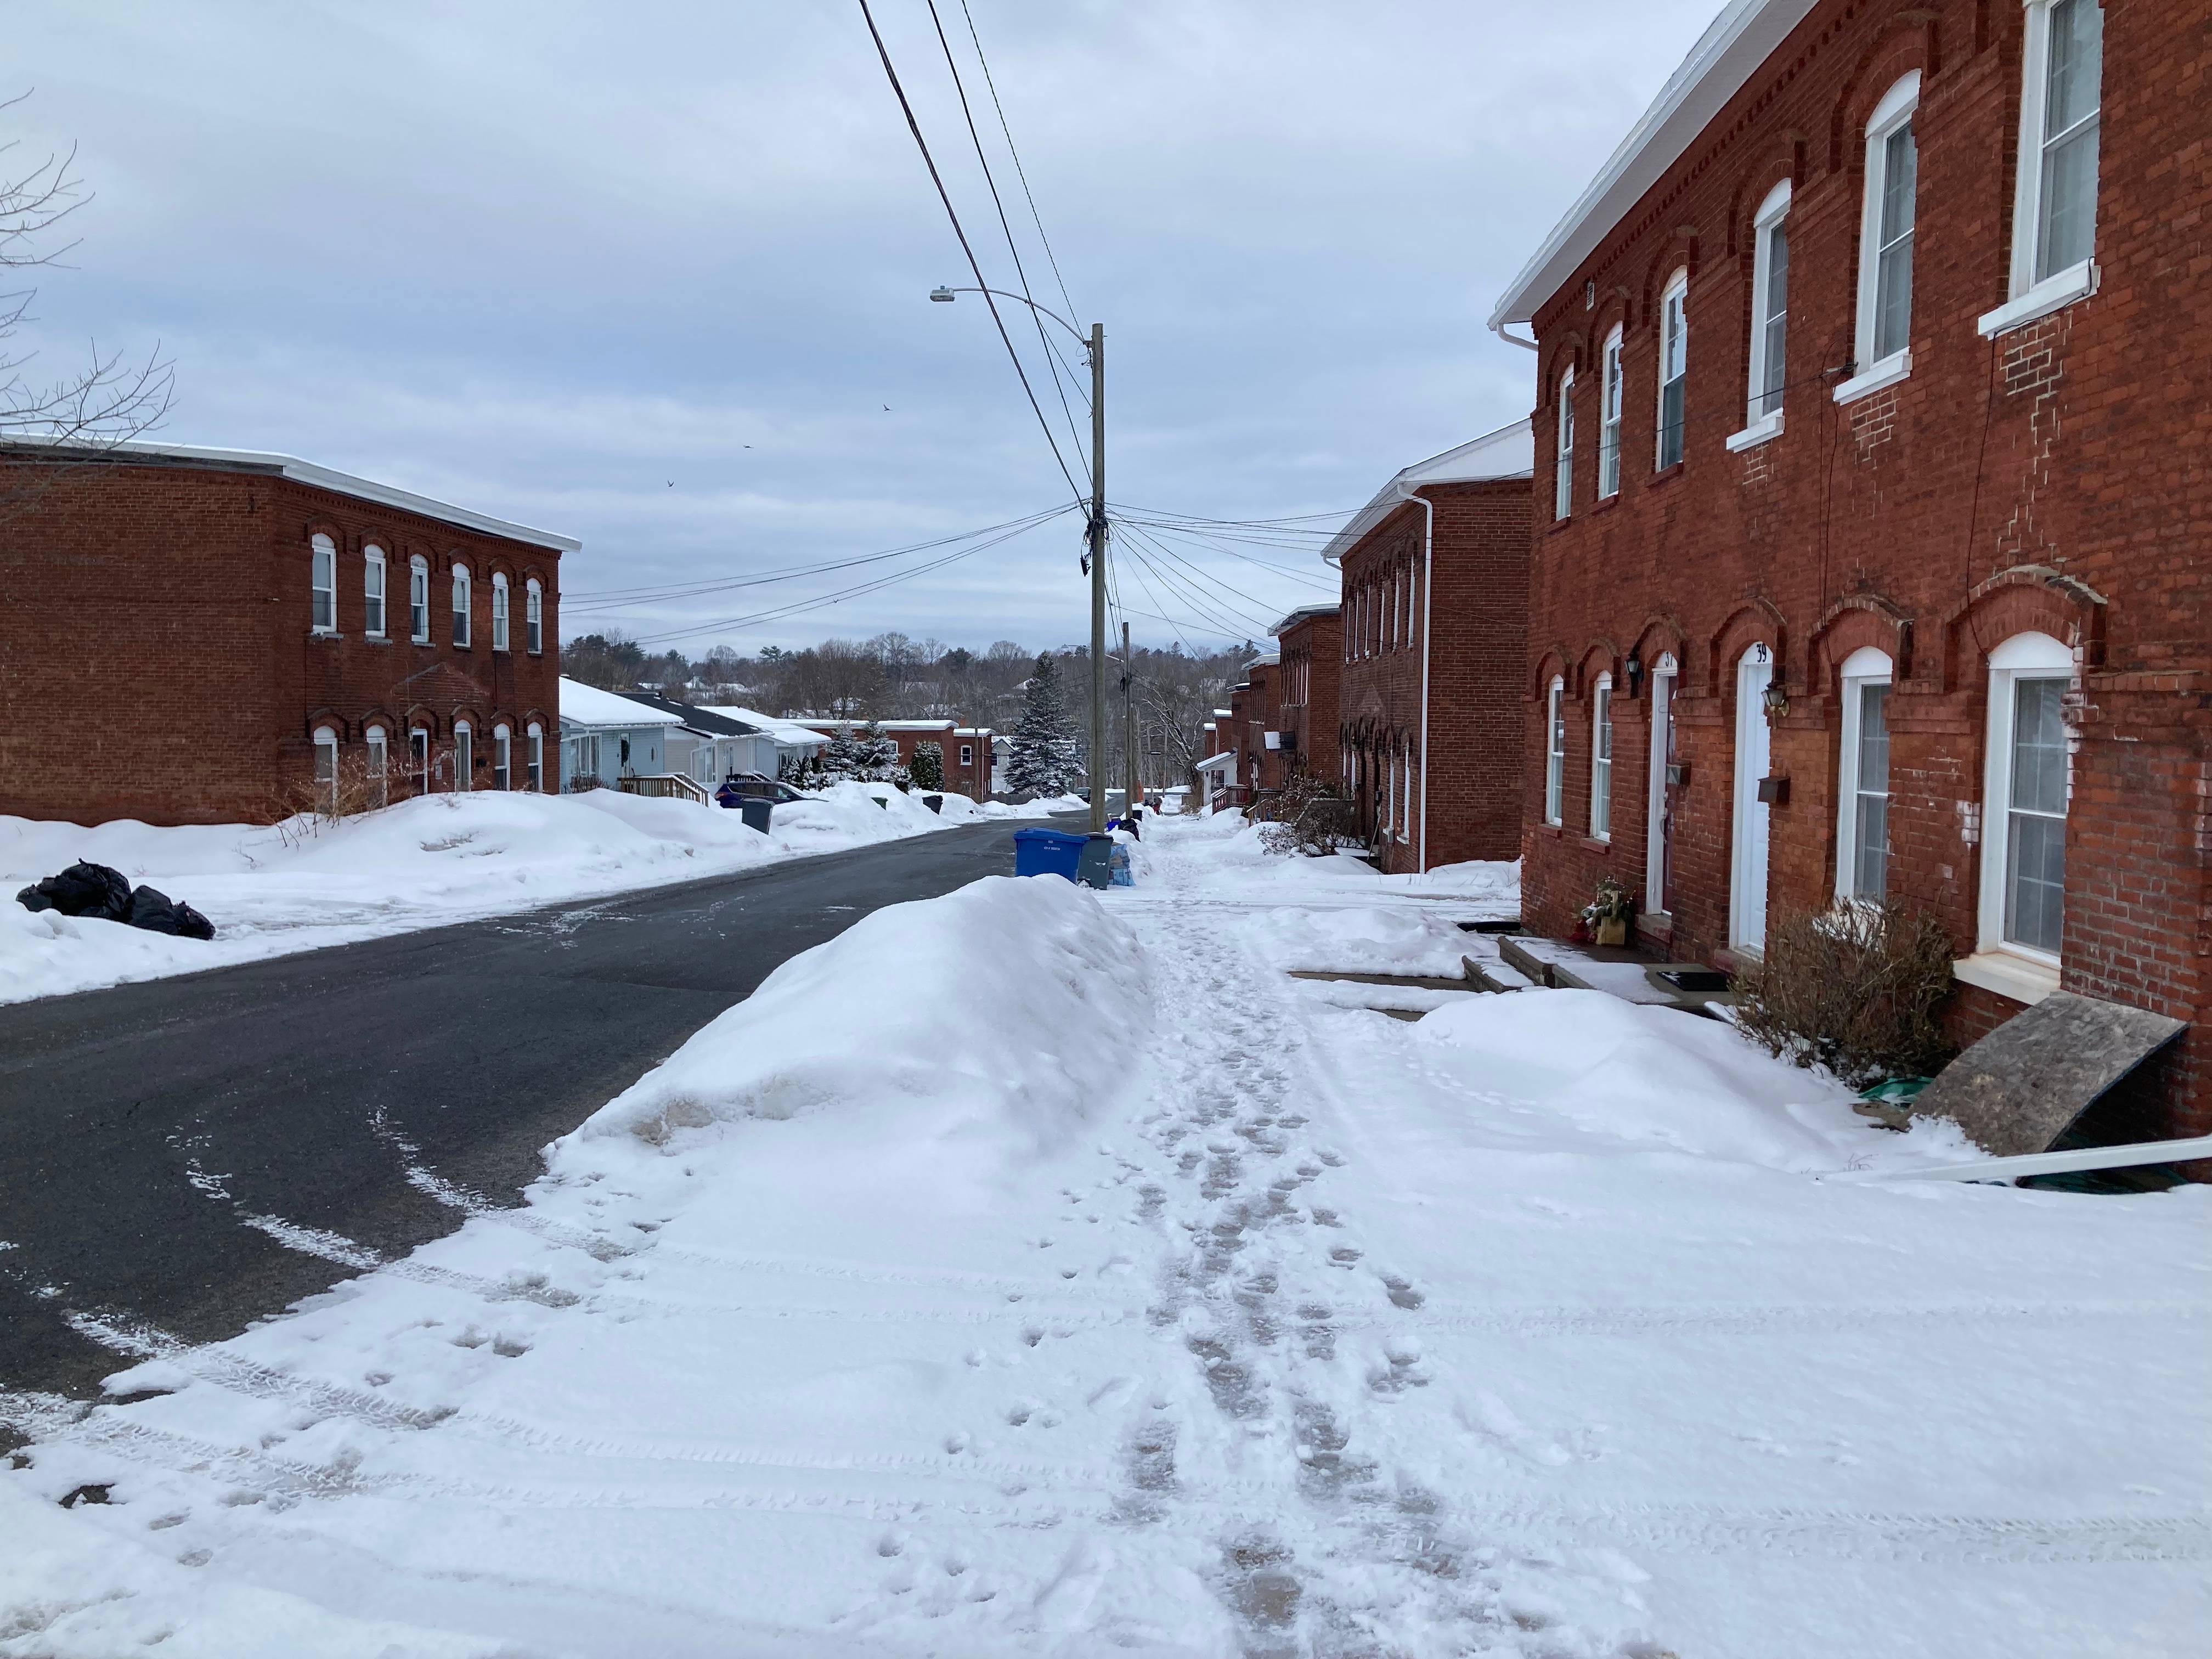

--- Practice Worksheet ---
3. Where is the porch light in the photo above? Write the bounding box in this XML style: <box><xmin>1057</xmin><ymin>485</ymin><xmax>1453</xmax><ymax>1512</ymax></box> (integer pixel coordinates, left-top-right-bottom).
<box><xmin>1762</xmin><ymin>680</ymin><xmax>1791</xmax><ymax>720</ymax></box>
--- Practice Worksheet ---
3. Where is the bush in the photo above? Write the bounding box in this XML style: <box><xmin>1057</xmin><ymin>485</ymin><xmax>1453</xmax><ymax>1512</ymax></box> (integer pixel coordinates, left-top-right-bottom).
<box><xmin>908</xmin><ymin>741</ymin><xmax>944</xmax><ymax>791</ymax></box>
<box><xmin>1732</xmin><ymin>901</ymin><xmax>1958</xmax><ymax>1087</ymax></box>
<box><xmin>1255</xmin><ymin>772</ymin><xmax>1355</xmax><ymax>857</ymax></box>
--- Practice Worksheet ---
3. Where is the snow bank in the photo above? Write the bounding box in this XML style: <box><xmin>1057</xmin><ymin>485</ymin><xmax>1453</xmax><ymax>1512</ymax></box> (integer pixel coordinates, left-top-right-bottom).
<box><xmin>0</xmin><ymin>782</ymin><xmax>988</xmax><ymax>1006</ymax></box>
<box><xmin>1413</xmin><ymin>988</ymin><xmax>1910</xmax><ymax>1169</ymax></box>
<box><xmin>578</xmin><ymin>872</ymin><xmax>1148</xmax><ymax>1149</ymax></box>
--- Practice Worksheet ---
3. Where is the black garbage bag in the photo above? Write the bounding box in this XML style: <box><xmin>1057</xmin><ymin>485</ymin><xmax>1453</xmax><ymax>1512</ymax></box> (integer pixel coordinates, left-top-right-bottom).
<box><xmin>15</xmin><ymin>861</ymin><xmax>133</xmax><ymax>921</ymax></box>
<box><xmin>124</xmin><ymin>885</ymin><xmax>216</xmax><ymax>940</ymax></box>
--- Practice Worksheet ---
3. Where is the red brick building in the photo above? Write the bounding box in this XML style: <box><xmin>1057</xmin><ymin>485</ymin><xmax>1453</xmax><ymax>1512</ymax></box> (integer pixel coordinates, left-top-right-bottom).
<box><xmin>1272</xmin><ymin>604</ymin><xmax>1342</xmax><ymax>789</ymax></box>
<box><xmin>1224</xmin><ymin>658</ymin><xmax>1285</xmax><ymax>805</ymax></box>
<box><xmin>0</xmin><ymin>441</ymin><xmax>573</xmax><ymax>825</ymax></box>
<box><xmin>819</xmin><ymin>718</ymin><xmax>995</xmax><ymax>801</ymax></box>
<box><xmin>1491</xmin><ymin>0</ymin><xmax>2210</xmax><ymax>1137</ymax></box>
<box><xmin>1326</xmin><ymin>424</ymin><xmax>1535</xmax><ymax>873</ymax></box>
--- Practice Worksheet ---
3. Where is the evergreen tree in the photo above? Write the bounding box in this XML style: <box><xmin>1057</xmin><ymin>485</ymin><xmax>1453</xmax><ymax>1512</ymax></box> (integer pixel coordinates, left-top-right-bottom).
<box><xmin>856</xmin><ymin>720</ymin><xmax>900</xmax><ymax>781</ymax></box>
<box><xmin>908</xmin><ymin>741</ymin><xmax>945</xmax><ymax>791</ymax></box>
<box><xmin>820</xmin><ymin>724</ymin><xmax>864</xmax><ymax>781</ymax></box>
<box><xmin>1008</xmin><ymin>653</ymin><xmax>1082</xmax><ymax>795</ymax></box>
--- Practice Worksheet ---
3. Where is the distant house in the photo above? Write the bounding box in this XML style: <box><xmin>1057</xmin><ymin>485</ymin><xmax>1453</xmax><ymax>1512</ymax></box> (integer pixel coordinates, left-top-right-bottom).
<box><xmin>1272</xmin><ymin>605</ymin><xmax>1341</xmax><ymax>788</ymax></box>
<box><xmin>559</xmin><ymin>678</ymin><xmax>682</xmax><ymax>791</ymax></box>
<box><xmin>817</xmin><ymin>718</ymin><xmax>996</xmax><ymax>800</ymax></box>
<box><xmin>700</xmin><ymin>706</ymin><xmax>832</xmax><ymax>776</ymax></box>
<box><xmin>616</xmin><ymin>692</ymin><xmax>778</xmax><ymax>786</ymax></box>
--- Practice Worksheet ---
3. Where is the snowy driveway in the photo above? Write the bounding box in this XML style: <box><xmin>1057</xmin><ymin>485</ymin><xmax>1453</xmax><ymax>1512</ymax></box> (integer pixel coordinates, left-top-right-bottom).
<box><xmin>4</xmin><ymin>815</ymin><xmax>2205</xmax><ymax>1657</ymax></box>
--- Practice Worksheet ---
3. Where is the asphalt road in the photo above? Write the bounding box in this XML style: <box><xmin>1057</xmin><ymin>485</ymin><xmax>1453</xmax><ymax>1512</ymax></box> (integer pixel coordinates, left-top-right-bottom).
<box><xmin>0</xmin><ymin>818</ymin><xmax>1024</xmax><ymax>1407</ymax></box>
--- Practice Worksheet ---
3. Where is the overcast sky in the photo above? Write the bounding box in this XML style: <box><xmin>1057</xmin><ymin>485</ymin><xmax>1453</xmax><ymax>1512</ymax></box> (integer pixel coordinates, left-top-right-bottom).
<box><xmin>15</xmin><ymin>0</ymin><xmax>1720</xmax><ymax>656</ymax></box>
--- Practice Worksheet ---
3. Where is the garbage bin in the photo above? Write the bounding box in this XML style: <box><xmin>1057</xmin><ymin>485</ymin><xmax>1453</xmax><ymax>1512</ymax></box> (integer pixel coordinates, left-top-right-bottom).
<box><xmin>1013</xmin><ymin>827</ymin><xmax>1088</xmax><ymax>882</ymax></box>
<box><xmin>740</xmin><ymin>798</ymin><xmax>773</xmax><ymax>834</ymax></box>
<box><xmin>1075</xmin><ymin>833</ymin><xmax>1114</xmax><ymax>890</ymax></box>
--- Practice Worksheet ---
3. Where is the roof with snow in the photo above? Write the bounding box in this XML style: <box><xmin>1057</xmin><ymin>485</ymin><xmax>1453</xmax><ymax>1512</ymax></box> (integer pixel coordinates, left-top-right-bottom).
<box><xmin>1271</xmin><ymin>603</ymin><xmax>1340</xmax><ymax>638</ymax></box>
<box><xmin>1319</xmin><ymin>421</ymin><xmax>1536</xmax><ymax>566</ymax></box>
<box><xmin>820</xmin><ymin>719</ymin><xmax>957</xmax><ymax>732</ymax></box>
<box><xmin>2</xmin><ymin>436</ymin><xmax>582</xmax><ymax>551</ymax></box>
<box><xmin>1246</xmin><ymin>652</ymin><xmax>1280</xmax><ymax>670</ymax></box>
<box><xmin>614</xmin><ymin>691</ymin><xmax>763</xmax><ymax>738</ymax></box>
<box><xmin>562</xmin><ymin>678</ymin><xmax>685</xmax><ymax>729</ymax></box>
<box><xmin>1195</xmin><ymin>752</ymin><xmax>1236</xmax><ymax>772</ymax></box>
<box><xmin>1488</xmin><ymin>0</ymin><xmax>1816</xmax><ymax>329</ymax></box>
<box><xmin>700</xmin><ymin>707</ymin><xmax>833</xmax><ymax>748</ymax></box>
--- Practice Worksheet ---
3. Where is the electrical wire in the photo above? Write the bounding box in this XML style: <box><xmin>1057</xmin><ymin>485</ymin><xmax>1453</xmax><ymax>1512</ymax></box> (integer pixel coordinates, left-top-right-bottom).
<box><xmin>623</xmin><ymin>505</ymin><xmax>1079</xmax><ymax>646</ymax></box>
<box><xmin>958</xmin><ymin>0</ymin><xmax>1081</xmax><ymax>345</ymax></box>
<box><xmin>856</xmin><ymin>0</ymin><xmax>1084</xmax><ymax>505</ymax></box>
<box><xmin>562</xmin><ymin>506</ymin><xmax>1074</xmax><ymax>612</ymax></box>
<box><xmin>1117</xmin><ymin>522</ymin><xmax>1306</xmax><ymax>624</ymax></box>
<box><xmin>923</xmin><ymin>0</ymin><xmax>1090</xmax><ymax>476</ymax></box>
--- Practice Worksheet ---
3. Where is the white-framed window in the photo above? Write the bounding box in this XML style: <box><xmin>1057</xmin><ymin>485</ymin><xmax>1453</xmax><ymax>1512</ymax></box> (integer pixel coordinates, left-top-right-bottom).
<box><xmin>409</xmin><ymin>556</ymin><xmax>430</xmax><ymax>644</ymax></box>
<box><xmin>1656</xmin><ymin>271</ymin><xmax>1688</xmax><ymax>469</ymax></box>
<box><xmin>451</xmin><ymin>562</ymin><xmax>472</xmax><ymax>648</ymax></box>
<box><xmin>1382</xmin><ymin>748</ymin><xmax>1396</xmax><ymax>835</ymax></box>
<box><xmin>1746</xmin><ymin>180</ymin><xmax>1791</xmax><ymax>427</ymax></box>
<box><xmin>410</xmin><ymin>726</ymin><xmax>431</xmax><ymax>792</ymax></box>
<box><xmin>526</xmin><ymin>721</ymin><xmax>544</xmax><ymax>791</ymax></box>
<box><xmin>1590</xmin><ymin>673</ymin><xmax>1613</xmax><ymax>840</ymax></box>
<box><xmin>1843</xmin><ymin>74</ymin><xmax>1920</xmax><ymax>399</ymax></box>
<box><xmin>493</xmin><ymin>721</ymin><xmax>511</xmax><ymax>790</ymax></box>
<box><xmin>312</xmin><ymin>724</ymin><xmax>339</xmax><ymax>809</ymax></box>
<box><xmin>525</xmin><ymin>578</ymin><xmax>544</xmax><ymax>654</ymax></box>
<box><xmin>1982</xmin><ymin>0</ymin><xmax>2103</xmax><ymax>337</ymax></box>
<box><xmin>1834</xmin><ymin>647</ymin><xmax>1894</xmax><ymax>904</ymax></box>
<box><xmin>1598</xmin><ymin>326</ymin><xmax>1623</xmax><ymax>497</ymax></box>
<box><xmin>960</xmin><ymin>742</ymin><xmax>974</xmax><ymax>766</ymax></box>
<box><xmin>1553</xmin><ymin>366</ymin><xmax>1575</xmax><ymax>520</ymax></box>
<box><xmin>453</xmin><ymin>719</ymin><xmax>473</xmax><ymax>792</ymax></box>
<box><xmin>363</xmin><ymin>544</ymin><xmax>387</xmax><ymax>637</ymax></box>
<box><xmin>365</xmin><ymin>724</ymin><xmax>389</xmax><ymax>809</ymax></box>
<box><xmin>1544</xmin><ymin>676</ymin><xmax>1566</xmax><ymax>825</ymax></box>
<box><xmin>310</xmin><ymin>533</ymin><xmax>337</xmax><ymax>633</ymax></box>
<box><xmin>492</xmin><ymin>573</ymin><xmax>510</xmax><ymax>652</ymax></box>
<box><xmin>1978</xmin><ymin>631</ymin><xmax>2072</xmax><ymax>960</ymax></box>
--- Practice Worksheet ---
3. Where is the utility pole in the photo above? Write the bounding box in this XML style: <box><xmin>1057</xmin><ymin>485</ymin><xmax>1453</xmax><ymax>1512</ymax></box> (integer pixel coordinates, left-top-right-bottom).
<box><xmin>1122</xmin><ymin>620</ymin><xmax>1139</xmax><ymax>810</ymax></box>
<box><xmin>1088</xmin><ymin>321</ymin><xmax>1108</xmax><ymax>836</ymax></box>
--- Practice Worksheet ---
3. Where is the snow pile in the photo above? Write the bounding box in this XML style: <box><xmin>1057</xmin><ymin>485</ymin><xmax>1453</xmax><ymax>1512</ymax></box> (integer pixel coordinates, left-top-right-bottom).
<box><xmin>0</xmin><ymin>782</ymin><xmax>994</xmax><ymax>1006</ymax></box>
<box><xmin>580</xmin><ymin>872</ymin><xmax>1148</xmax><ymax>1148</ymax></box>
<box><xmin>1414</xmin><ymin>988</ymin><xmax>1957</xmax><ymax>1170</ymax></box>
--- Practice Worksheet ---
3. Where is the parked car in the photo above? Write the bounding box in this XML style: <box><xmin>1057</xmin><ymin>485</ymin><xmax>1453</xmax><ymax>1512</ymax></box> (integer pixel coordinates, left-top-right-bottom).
<box><xmin>721</xmin><ymin>772</ymin><xmax>809</xmax><ymax>805</ymax></box>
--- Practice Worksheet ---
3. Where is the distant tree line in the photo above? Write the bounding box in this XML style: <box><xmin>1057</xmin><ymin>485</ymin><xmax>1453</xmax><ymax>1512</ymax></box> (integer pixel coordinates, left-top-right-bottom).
<box><xmin>560</xmin><ymin>628</ymin><xmax>1257</xmax><ymax>791</ymax></box>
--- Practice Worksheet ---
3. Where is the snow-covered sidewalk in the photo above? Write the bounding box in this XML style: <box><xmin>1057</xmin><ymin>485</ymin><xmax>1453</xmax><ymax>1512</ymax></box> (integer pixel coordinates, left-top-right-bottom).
<box><xmin>3</xmin><ymin>812</ymin><xmax>2205</xmax><ymax>1657</ymax></box>
<box><xmin>1</xmin><ymin>783</ymin><xmax>1054</xmax><ymax>1007</ymax></box>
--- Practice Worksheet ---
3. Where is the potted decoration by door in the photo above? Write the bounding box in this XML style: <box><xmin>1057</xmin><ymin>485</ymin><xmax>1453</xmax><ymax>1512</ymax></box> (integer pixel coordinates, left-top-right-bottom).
<box><xmin>1583</xmin><ymin>875</ymin><xmax>1635</xmax><ymax>947</ymax></box>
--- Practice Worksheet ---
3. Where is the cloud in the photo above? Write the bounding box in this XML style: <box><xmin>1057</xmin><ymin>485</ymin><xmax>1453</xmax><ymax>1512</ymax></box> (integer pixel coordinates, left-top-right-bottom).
<box><xmin>11</xmin><ymin>0</ymin><xmax>1722</xmax><ymax>651</ymax></box>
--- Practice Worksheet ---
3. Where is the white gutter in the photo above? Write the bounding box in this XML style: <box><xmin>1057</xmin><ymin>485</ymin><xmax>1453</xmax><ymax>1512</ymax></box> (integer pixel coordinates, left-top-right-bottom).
<box><xmin>1491</xmin><ymin>322</ymin><xmax>1541</xmax><ymax>353</ymax></box>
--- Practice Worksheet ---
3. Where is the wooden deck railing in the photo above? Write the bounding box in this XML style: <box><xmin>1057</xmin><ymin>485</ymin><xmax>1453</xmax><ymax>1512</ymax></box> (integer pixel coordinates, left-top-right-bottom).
<box><xmin>617</xmin><ymin>774</ymin><xmax>708</xmax><ymax>805</ymax></box>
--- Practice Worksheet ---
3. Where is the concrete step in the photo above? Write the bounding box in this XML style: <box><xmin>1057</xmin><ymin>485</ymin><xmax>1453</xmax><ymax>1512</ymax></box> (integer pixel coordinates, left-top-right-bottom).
<box><xmin>1496</xmin><ymin>935</ymin><xmax>1734</xmax><ymax>1018</ymax></box>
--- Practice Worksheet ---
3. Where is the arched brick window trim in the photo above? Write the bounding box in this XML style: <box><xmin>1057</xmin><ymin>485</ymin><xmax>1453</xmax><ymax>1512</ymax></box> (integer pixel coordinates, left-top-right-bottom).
<box><xmin>359</xmin><ymin>706</ymin><xmax>396</xmax><ymax>740</ymax></box>
<box><xmin>1543</xmin><ymin>336</ymin><xmax>1585</xmax><ymax>398</ymax></box>
<box><xmin>1639</xmin><ymin>239</ymin><xmax>1699</xmax><ymax>328</ymax></box>
<box><xmin>303</xmin><ymin>706</ymin><xmax>347</xmax><ymax>742</ymax></box>
<box><xmin>403</xmin><ymin>703</ymin><xmax>443</xmax><ymax>738</ymax></box>
<box><xmin>1725</xmin><ymin>148</ymin><xmax>1801</xmax><ymax>259</ymax></box>
<box><xmin>519</xmin><ymin>707</ymin><xmax>550</xmax><ymax>733</ymax></box>
<box><xmin>1627</xmin><ymin>616</ymin><xmax>1689</xmax><ymax>684</ymax></box>
<box><xmin>1575</xmin><ymin>639</ymin><xmax>1623</xmax><ymax>693</ymax></box>
<box><xmin>1706</xmin><ymin>599</ymin><xmax>1788</xmax><ymax>701</ymax></box>
<box><xmin>1827</xmin><ymin>26</ymin><xmax>1934</xmax><ymax>176</ymax></box>
<box><xmin>1936</xmin><ymin>566</ymin><xmax>2104</xmax><ymax>692</ymax></box>
<box><xmin>1812</xmin><ymin>594</ymin><xmax>1914</xmax><ymax>691</ymax></box>
<box><xmin>1530</xmin><ymin>645</ymin><xmax>1576</xmax><ymax>700</ymax></box>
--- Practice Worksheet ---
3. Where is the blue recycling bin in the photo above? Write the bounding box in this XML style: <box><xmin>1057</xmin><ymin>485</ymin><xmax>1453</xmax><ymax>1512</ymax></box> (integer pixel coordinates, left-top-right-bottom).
<box><xmin>1013</xmin><ymin>827</ymin><xmax>1088</xmax><ymax>882</ymax></box>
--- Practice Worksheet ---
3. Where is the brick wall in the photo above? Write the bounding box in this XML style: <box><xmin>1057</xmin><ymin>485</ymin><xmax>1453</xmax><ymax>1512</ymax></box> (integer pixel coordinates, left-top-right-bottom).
<box><xmin>0</xmin><ymin>452</ymin><xmax>565</xmax><ymax>825</ymax></box>
<box><xmin>1340</xmin><ymin>481</ymin><xmax>1531</xmax><ymax>874</ymax></box>
<box><xmin>1517</xmin><ymin>0</ymin><xmax>2212</xmax><ymax>1139</ymax></box>
<box><xmin>1275</xmin><ymin>610</ymin><xmax>1342</xmax><ymax>786</ymax></box>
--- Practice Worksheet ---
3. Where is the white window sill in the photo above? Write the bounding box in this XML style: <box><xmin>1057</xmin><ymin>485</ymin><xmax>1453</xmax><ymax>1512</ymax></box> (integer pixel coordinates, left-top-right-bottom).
<box><xmin>1832</xmin><ymin>352</ymin><xmax>1911</xmax><ymax>405</ymax></box>
<box><xmin>1952</xmin><ymin>949</ymin><xmax>2061</xmax><ymax>1006</ymax></box>
<box><xmin>1977</xmin><ymin>261</ymin><xmax>2097</xmax><ymax>338</ymax></box>
<box><xmin>1725</xmin><ymin>410</ymin><xmax>1785</xmax><ymax>452</ymax></box>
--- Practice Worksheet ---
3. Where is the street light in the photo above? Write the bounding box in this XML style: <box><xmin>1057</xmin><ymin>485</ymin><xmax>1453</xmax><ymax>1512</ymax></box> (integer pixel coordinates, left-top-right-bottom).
<box><xmin>930</xmin><ymin>284</ymin><xmax>1109</xmax><ymax>836</ymax></box>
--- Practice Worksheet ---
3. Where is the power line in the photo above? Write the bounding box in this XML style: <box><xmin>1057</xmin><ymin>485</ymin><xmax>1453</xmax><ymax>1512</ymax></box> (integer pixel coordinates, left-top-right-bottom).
<box><xmin>922</xmin><ymin>0</ymin><xmax>1090</xmax><ymax>476</ymax></box>
<box><xmin>856</xmin><ymin>0</ymin><xmax>1085</xmax><ymax>504</ymax></box>
<box><xmin>563</xmin><ymin>506</ymin><xmax>1073</xmax><ymax>612</ymax></box>
<box><xmin>1119</xmin><ymin>522</ymin><xmax>1305</xmax><ymax>624</ymax></box>
<box><xmin>958</xmin><ymin>0</ymin><xmax>1080</xmax><ymax>334</ymax></box>
<box><xmin>625</xmin><ymin>505</ymin><xmax>1078</xmax><ymax>646</ymax></box>
<box><xmin>1116</xmin><ymin>518</ymin><xmax>1339</xmax><ymax>588</ymax></box>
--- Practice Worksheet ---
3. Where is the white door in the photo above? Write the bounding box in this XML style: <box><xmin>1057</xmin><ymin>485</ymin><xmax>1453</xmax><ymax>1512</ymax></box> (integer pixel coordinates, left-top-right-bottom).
<box><xmin>1730</xmin><ymin>646</ymin><xmax>1773</xmax><ymax>952</ymax></box>
<box><xmin>1645</xmin><ymin>654</ymin><xmax>1678</xmax><ymax>915</ymax></box>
